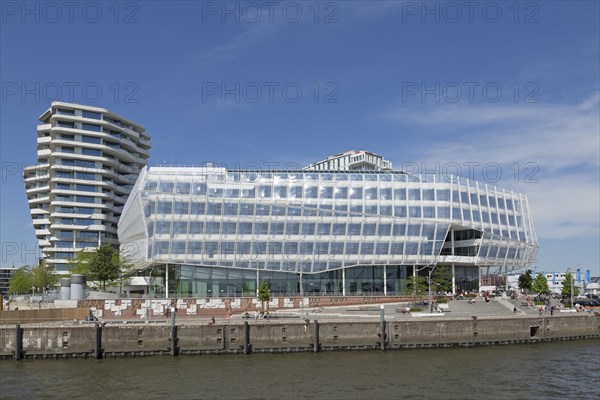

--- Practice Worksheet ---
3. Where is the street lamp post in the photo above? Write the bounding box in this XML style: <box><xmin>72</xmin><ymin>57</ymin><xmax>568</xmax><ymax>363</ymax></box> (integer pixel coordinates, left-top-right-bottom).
<box><xmin>567</xmin><ymin>267</ymin><xmax>574</xmax><ymax>309</ymax></box>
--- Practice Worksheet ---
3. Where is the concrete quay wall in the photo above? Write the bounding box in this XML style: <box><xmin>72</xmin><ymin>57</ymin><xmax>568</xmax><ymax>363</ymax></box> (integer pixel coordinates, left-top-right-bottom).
<box><xmin>1</xmin><ymin>314</ymin><xmax>598</xmax><ymax>360</ymax></box>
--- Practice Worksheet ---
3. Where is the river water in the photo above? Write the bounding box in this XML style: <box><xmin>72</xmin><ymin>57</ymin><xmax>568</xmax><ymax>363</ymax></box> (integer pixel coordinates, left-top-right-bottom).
<box><xmin>1</xmin><ymin>340</ymin><xmax>598</xmax><ymax>400</ymax></box>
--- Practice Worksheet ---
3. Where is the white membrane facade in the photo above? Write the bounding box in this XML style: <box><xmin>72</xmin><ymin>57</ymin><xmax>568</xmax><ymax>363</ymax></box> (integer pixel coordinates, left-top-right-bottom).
<box><xmin>119</xmin><ymin>165</ymin><xmax>538</xmax><ymax>297</ymax></box>
<box><xmin>24</xmin><ymin>102</ymin><xmax>151</xmax><ymax>272</ymax></box>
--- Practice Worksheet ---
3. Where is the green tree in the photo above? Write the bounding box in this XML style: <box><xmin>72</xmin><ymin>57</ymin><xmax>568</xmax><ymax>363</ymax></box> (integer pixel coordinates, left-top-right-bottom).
<box><xmin>407</xmin><ymin>274</ymin><xmax>428</xmax><ymax>296</ymax></box>
<box><xmin>518</xmin><ymin>269</ymin><xmax>533</xmax><ymax>292</ymax></box>
<box><xmin>532</xmin><ymin>272</ymin><xmax>551</xmax><ymax>297</ymax></box>
<box><xmin>89</xmin><ymin>245</ymin><xmax>121</xmax><ymax>290</ymax></box>
<box><xmin>561</xmin><ymin>272</ymin><xmax>579</xmax><ymax>297</ymax></box>
<box><xmin>8</xmin><ymin>266</ymin><xmax>32</xmax><ymax>294</ymax></box>
<box><xmin>30</xmin><ymin>260</ymin><xmax>58</xmax><ymax>293</ymax></box>
<box><xmin>431</xmin><ymin>266</ymin><xmax>452</xmax><ymax>294</ymax></box>
<box><xmin>257</xmin><ymin>281</ymin><xmax>271</xmax><ymax>311</ymax></box>
<box><xmin>68</xmin><ymin>250</ymin><xmax>94</xmax><ymax>276</ymax></box>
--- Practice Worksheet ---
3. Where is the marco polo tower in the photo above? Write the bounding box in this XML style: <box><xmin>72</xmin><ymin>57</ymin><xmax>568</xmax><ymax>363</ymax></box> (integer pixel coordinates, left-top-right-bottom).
<box><xmin>23</xmin><ymin>102</ymin><xmax>151</xmax><ymax>272</ymax></box>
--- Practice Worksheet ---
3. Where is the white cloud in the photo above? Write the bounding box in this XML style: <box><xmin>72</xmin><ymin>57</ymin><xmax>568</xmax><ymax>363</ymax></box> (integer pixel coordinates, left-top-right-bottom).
<box><xmin>380</xmin><ymin>92</ymin><xmax>600</xmax><ymax>241</ymax></box>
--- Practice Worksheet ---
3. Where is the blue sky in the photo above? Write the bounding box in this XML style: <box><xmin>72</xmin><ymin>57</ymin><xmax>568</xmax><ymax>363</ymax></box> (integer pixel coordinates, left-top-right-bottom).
<box><xmin>1</xmin><ymin>1</ymin><xmax>598</xmax><ymax>275</ymax></box>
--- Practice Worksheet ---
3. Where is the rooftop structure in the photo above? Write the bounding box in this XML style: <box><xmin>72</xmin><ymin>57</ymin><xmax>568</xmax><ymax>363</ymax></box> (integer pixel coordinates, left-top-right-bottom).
<box><xmin>304</xmin><ymin>150</ymin><xmax>393</xmax><ymax>171</ymax></box>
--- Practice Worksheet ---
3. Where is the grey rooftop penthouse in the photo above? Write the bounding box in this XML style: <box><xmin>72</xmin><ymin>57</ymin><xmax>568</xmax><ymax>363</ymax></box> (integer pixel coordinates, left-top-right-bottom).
<box><xmin>118</xmin><ymin>165</ymin><xmax>537</xmax><ymax>298</ymax></box>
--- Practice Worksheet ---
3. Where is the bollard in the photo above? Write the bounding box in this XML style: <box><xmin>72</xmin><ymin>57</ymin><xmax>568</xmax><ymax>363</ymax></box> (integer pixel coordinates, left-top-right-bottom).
<box><xmin>243</xmin><ymin>321</ymin><xmax>251</xmax><ymax>354</ymax></box>
<box><xmin>313</xmin><ymin>320</ymin><xmax>320</xmax><ymax>353</ymax></box>
<box><xmin>15</xmin><ymin>324</ymin><xmax>23</xmax><ymax>360</ymax></box>
<box><xmin>380</xmin><ymin>305</ymin><xmax>386</xmax><ymax>351</ymax></box>
<box><xmin>170</xmin><ymin>307</ymin><xmax>178</xmax><ymax>356</ymax></box>
<box><xmin>95</xmin><ymin>323</ymin><xmax>103</xmax><ymax>359</ymax></box>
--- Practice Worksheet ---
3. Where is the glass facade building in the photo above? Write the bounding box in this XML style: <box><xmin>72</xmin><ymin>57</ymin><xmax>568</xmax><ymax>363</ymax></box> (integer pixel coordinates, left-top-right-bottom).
<box><xmin>118</xmin><ymin>165</ymin><xmax>538</xmax><ymax>297</ymax></box>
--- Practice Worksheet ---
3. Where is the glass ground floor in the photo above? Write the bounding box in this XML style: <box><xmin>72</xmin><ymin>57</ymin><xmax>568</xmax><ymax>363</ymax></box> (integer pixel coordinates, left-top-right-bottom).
<box><xmin>138</xmin><ymin>264</ymin><xmax>483</xmax><ymax>298</ymax></box>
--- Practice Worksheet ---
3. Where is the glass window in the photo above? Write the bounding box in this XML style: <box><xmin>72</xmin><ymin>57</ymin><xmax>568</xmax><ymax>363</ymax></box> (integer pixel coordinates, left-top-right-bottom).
<box><xmin>289</xmin><ymin>186</ymin><xmax>303</xmax><ymax>198</ymax></box>
<box><xmin>304</xmin><ymin>186</ymin><xmax>318</xmax><ymax>198</ymax></box>
<box><xmin>238</xmin><ymin>222</ymin><xmax>253</xmax><ymax>235</ymax></box>
<box><xmin>479</xmin><ymin>195</ymin><xmax>488</xmax><ymax>207</ymax></box>
<box><xmin>452</xmin><ymin>207</ymin><xmax>461</xmax><ymax>220</ymax></box>
<box><xmin>189</xmin><ymin>222</ymin><xmax>204</xmax><ymax>234</ymax></box>
<box><xmin>360</xmin><ymin>242</ymin><xmax>374</xmax><ymax>255</ymax></box>
<box><xmin>405</xmin><ymin>242</ymin><xmax>418</xmax><ymax>255</ymax></box>
<box><xmin>157</xmin><ymin>201</ymin><xmax>172</xmax><ymax>214</ymax></box>
<box><xmin>347</xmin><ymin>223</ymin><xmax>361</xmax><ymax>235</ymax></box>
<box><xmin>334</xmin><ymin>186</ymin><xmax>348</xmax><ymax>199</ymax></box>
<box><xmin>363</xmin><ymin>224</ymin><xmax>377</xmax><ymax>236</ymax></box>
<box><xmin>423</xmin><ymin>206</ymin><xmax>435</xmax><ymax>218</ymax></box>
<box><xmin>390</xmin><ymin>242</ymin><xmax>404</xmax><ymax>255</ymax></box>
<box><xmin>319</xmin><ymin>186</ymin><xmax>333</xmax><ymax>199</ymax></box>
<box><xmin>175</xmin><ymin>182</ymin><xmax>191</xmax><ymax>195</ymax></box>
<box><xmin>349</xmin><ymin>187</ymin><xmax>363</xmax><ymax>199</ymax></box>
<box><xmin>82</xmin><ymin>110</ymin><xmax>102</xmax><ymax>120</ymax></box>
<box><xmin>437</xmin><ymin>189</ymin><xmax>450</xmax><ymax>201</ymax></box>
<box><xmin>258</xmin><ymin>185</ymin><xmax>272</xmax><ymax>198</ymax></box>
<box><xmin>300</xmin><ymin>243</ymin><xmax>314</xmax><ymax>254</ymax></box>
<box><xmin>173</xmin><ymin>221</ymin><xmax>187</xmax><ymax>234</ymax></box>
<box><xmin>272</xmin><ymin>206</ymin><xmax>286</xmax><ymax>216</ymax></box>
<box><xmin>271</xmin><ymin>222</ymin><xmax>284</xmax><ymax>235</ymax></box>
<box><xmin>362</xmin><ymin>205</ymin><xmax>376</xmax><ymax>215</ymax></box>
<box><xmin>76</xmin><ymin>172</ymin><xmax>96</xmax><ymax>181</ymax></box>
<box><xmin>365</xmin><ymin>187</ymin><xmax>377</xmax><ymax>200</ymax></box>
<box><xmin>376</xmin><ymin>242</ymin><xmax>389</xmax><ymax>255</ymax></box>
<box><xmin>394</xmin><ymin>206</ymin><xmax>407</xmax><ymax>217</ymax></box>
<box><xmin>206</xmin><ymin>222</ymin><xmax>221</xmax><ymax>234</ymax></box>
<box><xmin>208</xmin><ymin>188</ymin><xmax>223</xmax><ymax>198</ymax></box>
<box><xmin>75</xmin><ymin>195</ymin><xmax>95</xmax><ymax>203</ymax></box>
<box><xmin>394</xmin><ymin>188</ymin><xmax>406</xmax><ymax>200</ymax></box>
<box><xmin>380</xmin><ymin>205</ymin><xmax>392</xmax><ymax>216</ymax></box>
<box><xmin>82</xmin><ymin>148</ymin><xmax>101</xmax><ymax>156</ymax></box>
<box><xmin>345</xmin><ymin>242</ymin><xmax>359</xmax><ymax>254</ymax></box>
<box><xmin>222</xmin><ymin>222</ymin><xmax>236</xmax><ymax>235</ymax></box>
<box><xmin>225</xmin><ymin>188</ymin><xmax>239</xmax><ymax>198</ymax></box>
<box><xmin>207</xmin><ymin>203</ymin><xmax>222</xmax><ymax>215</ymax></box>
<box><xmin>156</xmin><ymin>221</ymin><xmax>171</xmax><ymax>234</ymax></box>
<box><xmin>174</xmin><ymin>201</ymin><xmax>189</xmax><ymax>214</ymax></box>
<box><xmin>274</xmin><ymin>186</ymin><xmax>287</xmax><ymax>198</ymax></box>
<box><xmin>463</xmin><ymin>208</ymin><xmax>472</xmax><ymax>221</ymax></box>
<box><xmin>332</xmin><ymin>223</ymin><xmax>346</xmax><ymax>235</ymax></box>
<box><xmin>407</xmin><ymin>224</ymin><xmax>421</xmax><ymax>237</ymax></box>
<box><xmin>408</xmin><ymin>189</ymin><xmax>421</xmax><ymax>200</ymax></box>
<box><xmin>350</xmin><ymin>204</ymin><xmax>363</xmax><ymax>214</ymax></box>
<box><xmin>255</xmin><ymin>223</ymin><xmax>269</xmax><ymax>235</ymax></box>
<box><xmin>223</xmin><ymin>203</ymin><xmax>239</xmax><ymax>216</ymax></box>
<box><xmin>159</xmin><ymin>181</ymin><xmax>174</xmax><ymax>193</ymax></box>
<box><xmin>378</xmin><ymin>224</ymin><xmax>391</xmax><ymax>235</ymax></box>
<box><xmin>192</xmin><ymin>182</ymin><xmax>207</xmax><ymax>196</ymax></box>
<box><xmin>489</xmin><ymin>197</ymin><xmax>497</xmax><ymax>208</ymax></box>
<box><xmin>437</xmin><ymin>207</ymin><xmax>450</xmax><ymax>218</ymax></box>
<box><xmin>302</xmin><ymin>222</ymin><xmax>315</xmax><ymax>235</ymax></box>
<box><xmin>423</xmin><ymin>189</ymin><xmax>435</xmax><ymax>201</ymax></box>
<box><xmin>76</xmin><ymin>184</ymin><xmax>96</xmax><ymax>192</ymax></box>
<box><xmin>57</xmin><ymin>121</ymin><xmax>75</xmax><ymax>128</ymax></box>
<box><xmin>286</xmin><ymin>222</ymin><xmax>300</xmax><ymax>235</ymax></box>
<box><xmin>82</xmin><ymin>123</ymin><xmax>101</xmax><ymax>132</ymax></box>
<box><xmin>191</xmin><ymin>202</ymin><xmax>205</xmax><ymax>215</ymax></box>
<box><xmin>317</xmin><ymin>223</ymin><xmax>331</xmax><ymax>235</ymax></box>
<box><xmin>255</xmin><ymin>204</ymin><xmax>270</xmax><ymax>216</ymax></box>
<box><xmin>409</xmin><ymin>207</ymin><xmax>421</xmax><ymax>218</ymax></box>
<box><xmin>459</xmin><ymin>191</ymin><xmax>468</xmax><ymax>204</ymax></box>
<box><xmin>482</xmin><ymin>212</ymin><xmax>490</xmax><ymax>223</ymax></box>
<box><xmin>380</xmin><ymin>188</ymin><xmax>392</xmax><ymax>200</ymax></box>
